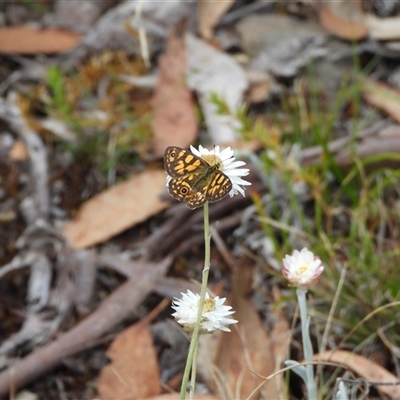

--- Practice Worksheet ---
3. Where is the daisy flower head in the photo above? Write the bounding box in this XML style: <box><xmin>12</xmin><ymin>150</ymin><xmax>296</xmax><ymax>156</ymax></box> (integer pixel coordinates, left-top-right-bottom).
<box><xmin>282</xmin><ymin>248</ymin><xmax>324</xmax><ymax>287</ymax></box>
<box><xmin>190</xmin><ymin>145</ymin><xmax>251</xmax><ymax>197</ymax></box>
<box><xmin>171</xmin><ymin>290</ymin><xmax>238</xmax><ymax>333</ymax></box>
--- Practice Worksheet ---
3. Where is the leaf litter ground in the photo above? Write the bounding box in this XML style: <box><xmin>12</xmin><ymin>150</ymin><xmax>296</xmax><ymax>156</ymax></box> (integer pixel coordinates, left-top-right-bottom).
<box><xmin>1</xmin><ymin>1</ymin><xmax>400</xmax><ymax>400</ymax></box>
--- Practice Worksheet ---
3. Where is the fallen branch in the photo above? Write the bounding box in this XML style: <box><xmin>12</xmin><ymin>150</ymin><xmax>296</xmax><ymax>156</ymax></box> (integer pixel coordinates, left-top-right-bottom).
<box><xmin>0</xmin><ymin>257</ymin><xmax>170</xmax><ymax>397</ymax></box>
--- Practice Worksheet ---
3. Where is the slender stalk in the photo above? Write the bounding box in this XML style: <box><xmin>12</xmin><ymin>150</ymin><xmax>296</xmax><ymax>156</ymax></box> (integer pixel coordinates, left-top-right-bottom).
<box><xmin>296</xmin><ymin>287</ymin><xmax>318</xmax><ymax>400</ymax></box>
<box><xmin>179</xmin><ymin>202</ymin><xmax>211</xmax><ymax>400</ymax></box>
<box><xmin>189</xmin><ymin>339</ymin><xmax>199</xmax><ymax>400</ymax></box>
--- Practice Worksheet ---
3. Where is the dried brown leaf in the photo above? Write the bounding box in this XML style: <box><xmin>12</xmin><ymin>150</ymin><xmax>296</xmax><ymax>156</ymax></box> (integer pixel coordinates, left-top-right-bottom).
<box><xmin>362</xmin><ymin>79</ymin><xmax>400</xmax><ymax>124</ymax></box>
<box><xmin>9</xmin><ymin>140</ymin><xmax>29</xmax><ymax>161</ymax></box>
<box><xmin>0</xmin><ymin>26</ymin><xmax>82</xmax><ymax>54</ymax></box>
<box><xmin>248</xmin><ymin>82</ymin><xmax>272</xmax><ymax>104</ymax></box>
<box><xmin>197</xmin><ymin>0</ymin><xmax>234</xmax><ymax>40</ymax></box>
<box><xmin>268</xmin><ymin>306</ymin><xmax>291</xmax><ymax>397</ymax></box>
<box><xmin>247</xmin><ymin>65</ymin><xmax>274</xmax><ymax>104</ymax></box>
<box><xmin>317</xmin><ymin>350</ymin><xmax>400</xmax><ymax>399</ymax></box>
<box><xmin>151</xmin><ymin>25</ymin><xmax>197</xmax><ymax>157</ymax></box>
<box><xmin>319</xmin><ymin>2</ymin><xmax>367</xmax><ymax>40</ymax></box>
<box><xmin>63</xmin><ymin>169</ymin><xmax>169</xmax><ymax>249</ymax></box>
<box><xmin>212</xmin><ymin>264</ymin><xmax>283</xmax><ymax>399</ymax></box>
<box><xmin>97</xmin><ymin>322</ymin><xmax>161</xmax><ymax>399</ymax></box>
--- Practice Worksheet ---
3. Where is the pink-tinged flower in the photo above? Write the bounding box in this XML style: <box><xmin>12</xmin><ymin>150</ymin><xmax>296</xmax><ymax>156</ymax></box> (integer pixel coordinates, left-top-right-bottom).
<box><xmin>282</xmin><ymin>248</ymin><xmax>324</xmax><ymax>287</ymax></box>
<box><xmin>171</xmin><ymin>290</ymin><xmax>238</xmax><ymax>333</ymax></box>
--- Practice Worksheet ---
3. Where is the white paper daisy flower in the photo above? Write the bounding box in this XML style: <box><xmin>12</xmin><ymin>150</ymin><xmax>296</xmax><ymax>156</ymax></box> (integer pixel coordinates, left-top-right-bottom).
<box><xmin>164</xmin><ymin>145</ymin><xmax>251</xmax><ymax>209</ymax></box>
<box><xmin>190</xmin><ymin>145</ymin><xmax>251</xmax><ymax>198</ymax></box>
<box><xmin>282</xmin><ymin>248</ymin><xmax>324</xmax><ymax>287</ymax></box>
<box><xmin>171</xmin><ymin>290</ymin><xmax>238</xmax><ymax>333</ymax></box>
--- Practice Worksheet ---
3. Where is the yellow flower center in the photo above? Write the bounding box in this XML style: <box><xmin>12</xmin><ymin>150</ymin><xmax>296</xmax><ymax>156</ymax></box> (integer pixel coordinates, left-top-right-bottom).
<box><xmin>202</xmin><ymin>154</ymin><xmax>222</xmax><ymax>169</ymax></box>
<box><xmin>298</xmin><ymin>264</ymin><xmax>309</xmax><ymax>274</ymax></box>
<box><xmin>203</xmin><ymin>298</ymin><xmax>216</xmax><ymax>313</ymax></box>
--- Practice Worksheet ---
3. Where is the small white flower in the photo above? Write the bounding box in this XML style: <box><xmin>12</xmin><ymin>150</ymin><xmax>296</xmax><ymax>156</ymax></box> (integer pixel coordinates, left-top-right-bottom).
<box><xmin>282</xmin><ymin>248</ymin><xmax>324</xmax><ymax>287</ymax></box>
<box><xmin>190</xmin><ymin>145</ymin><xmax>251</xmax><ymax>197</ymax></box>
<box><xmin>171</xmin><ymin>290</ymin><xmax>238</xmax><ymax>333</ymax></box>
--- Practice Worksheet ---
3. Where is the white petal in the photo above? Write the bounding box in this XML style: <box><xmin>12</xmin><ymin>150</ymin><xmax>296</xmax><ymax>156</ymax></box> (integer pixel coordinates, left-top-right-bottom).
<box><xmin>232</xmin><ymin>176</ymin><xmax>252</xmax><ymax>185</ymax></box>
<box><xmin>190</xmin><ymin>145</ymin><xmax>201</xmax><ymax>157</ymax></box>
<box><xmin>199</xmin><ymin>145</ymin><xmax>210</xmax><ymax>155</ymax></box>
<box><xmin>212</xmin><ymin>145</ymin><xmax>220</xmax><ymax>155</ymax></box>
<box><xmin>225</xmin><ymin>168</ymin><xmax>250</xmax><ymax>176</ymax></box>
<box><xmin>222</xmin><ymin>157</ymin><xmax>235</xmax><ymax>166</ymax></box>
<box><xmin>225</xmin><ymin>160</ymin><xmax>247</xmax><ymax>169</ymax></box>
<box><xmin>219</xmin><ymin>147</ymin><xmax>233</xmax><ymax>159</ymax></box>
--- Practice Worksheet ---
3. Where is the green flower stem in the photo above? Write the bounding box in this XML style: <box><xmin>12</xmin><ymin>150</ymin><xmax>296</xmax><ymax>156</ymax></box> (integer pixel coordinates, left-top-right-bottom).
<box><xmin>189</xmin><ymin>338</ymin><xmax>199</xmax><ymax>400</ymax></box>
<box><xmin>180</xmin><ymin>202</ymin><xmax>211</xmax><ymax>400</ymax></box>
<box><xmin>296</xmin><ymin>287</ymin><xmax>318</xmax><ymax>400</ymax></box>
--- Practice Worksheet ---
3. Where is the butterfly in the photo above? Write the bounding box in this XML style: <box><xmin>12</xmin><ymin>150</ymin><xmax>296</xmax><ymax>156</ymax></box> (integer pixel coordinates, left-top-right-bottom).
<box><xmin>164</xmin><ymin>146</ymin><xmax>232</xmax><ymax>209</ymax></box>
